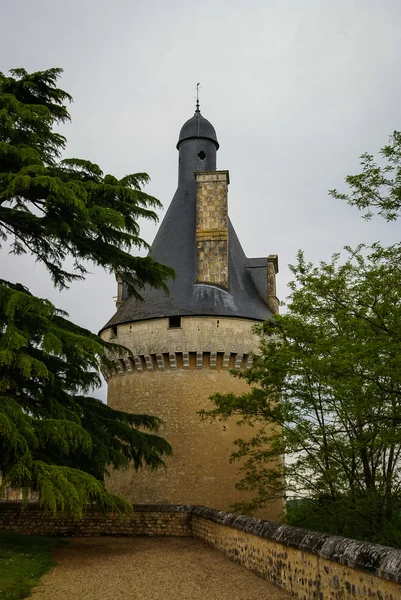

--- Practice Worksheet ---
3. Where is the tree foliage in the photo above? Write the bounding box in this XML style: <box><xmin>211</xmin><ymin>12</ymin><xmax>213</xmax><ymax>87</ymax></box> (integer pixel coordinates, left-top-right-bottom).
<box><xmin>0</xmin><ymin>68</ymin><xmax>173</xmax><ymax>513</ymax></box>
<box><xmin>203</xmin><ymin>243</ymin><xmax>401</xmax><ymax>546</ymax></box>
<box><xmin>0</xmin><ymin>280</ymin><xmax>172</xmax><ymax>514</ymax></box>
<box><xmin>0</xmin><ymin>67</ymin><xmax>174</xmax><ymax>294</ymax></box>
<box><xmin>330</xmin><ymin>130</ymin><xmax>401</xmax><ymax>222</ymax></box>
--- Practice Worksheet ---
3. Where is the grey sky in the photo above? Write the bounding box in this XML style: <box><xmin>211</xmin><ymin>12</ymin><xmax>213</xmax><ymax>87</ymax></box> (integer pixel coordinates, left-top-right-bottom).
<box><xmin>1</xmin><ymin>0</ymin><xmax>400</xmax><ymax>401</ymax></box>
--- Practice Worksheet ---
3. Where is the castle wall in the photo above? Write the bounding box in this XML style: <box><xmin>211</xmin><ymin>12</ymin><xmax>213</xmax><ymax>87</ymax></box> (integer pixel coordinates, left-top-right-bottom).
<box><xmin>101</xmin><ymin>316</ymin><xmax>282</xmax><ymax>521</ymax></box>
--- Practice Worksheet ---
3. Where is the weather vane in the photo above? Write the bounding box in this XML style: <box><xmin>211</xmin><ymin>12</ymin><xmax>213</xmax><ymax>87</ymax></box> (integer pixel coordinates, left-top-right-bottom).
<box><xmin>195</xmin><ymin>82</ymin><xmax>201</xmax><ymax>112</ymax></box>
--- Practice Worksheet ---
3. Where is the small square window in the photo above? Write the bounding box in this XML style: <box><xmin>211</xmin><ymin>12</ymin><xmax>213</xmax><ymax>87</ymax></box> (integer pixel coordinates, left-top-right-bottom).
<box><xmin>169</xmin><ymin>316</ymin><xmax>181</xmax><ymax>329</ymax></box>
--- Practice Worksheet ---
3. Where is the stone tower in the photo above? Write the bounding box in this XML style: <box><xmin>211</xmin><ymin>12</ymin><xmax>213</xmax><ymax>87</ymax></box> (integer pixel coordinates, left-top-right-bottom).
<box><xmin>100</xmin><ymin>106</ymin><xmax>281</xmax><ymax>519</ymax></box>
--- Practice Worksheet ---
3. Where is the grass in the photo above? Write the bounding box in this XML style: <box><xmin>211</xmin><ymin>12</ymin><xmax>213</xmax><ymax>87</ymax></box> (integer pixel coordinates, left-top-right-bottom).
<box><xmin>0</xmin><ymin>533</ymin><xmax>66</xmax><ymax>600</ymax></box>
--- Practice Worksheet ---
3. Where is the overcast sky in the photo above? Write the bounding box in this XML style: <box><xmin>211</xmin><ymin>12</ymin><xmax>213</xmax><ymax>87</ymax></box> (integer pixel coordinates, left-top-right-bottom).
<box><xmin>1</xmin><ymin>0</ymin><xmax>400</xmax><ymax>401</ymax></box>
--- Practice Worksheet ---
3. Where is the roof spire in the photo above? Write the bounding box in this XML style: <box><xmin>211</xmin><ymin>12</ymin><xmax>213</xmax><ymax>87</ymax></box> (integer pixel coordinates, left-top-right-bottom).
<box><xmin>195</xmin><ymin>82</ymin><xmax>200</xmax><ymax>113</ymax></box>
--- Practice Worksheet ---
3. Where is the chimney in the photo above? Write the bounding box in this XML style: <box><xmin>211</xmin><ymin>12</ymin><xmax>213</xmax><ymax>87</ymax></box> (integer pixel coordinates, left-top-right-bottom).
<box><xmin>267</xmin><ymin>255</ymin><xmax>279</xmax><ymax>314</ymax></box>
<box><xmin>195</xmin><ymin>170</ymin><xmax>229</xmax><ymax>289</ymax></box>
<box><xmin>115</xmin><ymin>274</ymin><xmax>124</xmax><ymax>308</ymax></box>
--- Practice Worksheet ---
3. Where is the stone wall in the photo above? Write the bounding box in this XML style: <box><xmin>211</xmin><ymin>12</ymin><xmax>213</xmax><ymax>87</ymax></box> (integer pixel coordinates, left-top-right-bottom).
<box><xmin>192</xmin><ymin>506</ymin><xmax>401</xmax><ymax>600</ymax></box>
<box><xmin>1</xmin><ymin>503</ymin><xmax>400</xmax><ymax>599</ymax></box>
<box><xmin>101</xmin><ymin>316</ymin><xmax>257</xmax><ymax>378</ymax></box>
<box><xmin>101</xmin><ymin>316</ymin><xmax>283</xmax><ymax>522</ymax></box>
<box><xmin>0</xmin><ymin>481</ymin><xmax>38</xmax><ymax>502</ymax></box>
<box><xmin>0</xmin><ymin>503</ymin><xmax>191</xmax><ymax>537</ymax></box>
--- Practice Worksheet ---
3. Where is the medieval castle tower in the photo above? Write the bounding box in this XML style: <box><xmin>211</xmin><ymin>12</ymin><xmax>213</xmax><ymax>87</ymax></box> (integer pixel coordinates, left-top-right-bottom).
<box><xmin>100</xmin><ymin>105</ymin><xmax>280</xmax><ymax>520</ymax></box>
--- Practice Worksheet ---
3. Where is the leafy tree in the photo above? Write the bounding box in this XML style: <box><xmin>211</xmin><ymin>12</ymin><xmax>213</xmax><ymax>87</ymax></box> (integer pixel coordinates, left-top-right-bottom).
<box><xmin>330</xmin><ymin>130</ymin><xmax>401</xmax><ymax>222</ymax></box>
<box><xmin>0</xmin><ymin>67</ymin><xmax>173</xmax><ymax>294</ymax></box>
<box><xmin>0</xmin><ymin>68</ymin><xmax>174</xmax><ymax>513</ymax></box>
<box><xmin>203</xmin><ymin>243</ymin><xmax>401</xmax><ymax>546</ymax></box>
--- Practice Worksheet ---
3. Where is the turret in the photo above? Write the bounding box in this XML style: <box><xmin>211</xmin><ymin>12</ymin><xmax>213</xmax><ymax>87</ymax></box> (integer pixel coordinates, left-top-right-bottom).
<box><xmin>100</xmin><ymin>106</ymin><xmax>281</xmax><ymax>520</ymax></box>
<box><xmin>105</xmin><ymin>107</ymin><xmax>275</xmax><ymax>325</ymax></box>
<box><xmin>177</xmin><ymin>109</ymin><xmax>218</xmax><ymax>184</ymax></box>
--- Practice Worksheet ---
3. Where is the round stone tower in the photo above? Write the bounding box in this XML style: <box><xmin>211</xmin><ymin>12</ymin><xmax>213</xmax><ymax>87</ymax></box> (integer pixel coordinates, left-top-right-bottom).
<box><xmin>100</xmin><ymin>106</ymin><xmax>281</xmax><ymax>519</ymax></box>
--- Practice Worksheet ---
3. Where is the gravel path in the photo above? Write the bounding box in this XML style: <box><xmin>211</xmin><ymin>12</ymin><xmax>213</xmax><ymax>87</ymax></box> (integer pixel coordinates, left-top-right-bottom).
<box><xmin>31</xmin><ymin>537</ymin><xmax>292</xmax><ymax>600</ymax></box>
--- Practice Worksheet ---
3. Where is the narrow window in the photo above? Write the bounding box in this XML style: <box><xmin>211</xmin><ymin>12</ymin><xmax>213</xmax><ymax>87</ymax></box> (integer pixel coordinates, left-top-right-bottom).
<box><xmin>168</xmin><ymin>316</ymin><xmax>181</xmax><ymax>329</ymax></box>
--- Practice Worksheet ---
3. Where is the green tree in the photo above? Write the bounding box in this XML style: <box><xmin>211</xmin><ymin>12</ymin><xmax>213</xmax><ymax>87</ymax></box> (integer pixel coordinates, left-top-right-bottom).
<box><xmin>330</xmin><ymin>130</ymin><xmax>401</xmax><ymax>222</ymax></box>
<box><xmin>0</xmin><ymin>68</ymin><xmax>174</xmax><ymax>513</ymax></box>
<box><xmin>0</xmin><ymin>67</ymin><xmax>173</xmax><ymax>294</ymax></box>
<box><xmin>203</xmin><ymin>243</ymin><xmax>401</xmax><ymax>546</ymax></box>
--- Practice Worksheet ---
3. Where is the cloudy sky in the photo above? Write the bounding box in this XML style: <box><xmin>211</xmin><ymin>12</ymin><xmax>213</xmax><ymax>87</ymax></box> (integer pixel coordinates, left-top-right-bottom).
<box><xmin>1</xmin><ymin>0</ymin><xmax>400</xmax><ymax>401</ymax></box>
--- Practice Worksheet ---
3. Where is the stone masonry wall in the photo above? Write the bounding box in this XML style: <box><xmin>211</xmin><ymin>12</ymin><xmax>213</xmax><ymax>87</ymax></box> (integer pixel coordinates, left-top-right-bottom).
<box><xmin>0</xmin><ymin>503</ymin><xmax>191</xmax><ymax>537</ymax></box>
<box><xmin>100</xmin><ymin>316</ymin><xmax>283</xmax><ymax>521</ymax></box>
<box><xmin>1</xmin><ymin>503</ymin><xmax>401</xmax><ymax>599</ymax></box>
<box><xmin>195</xmin><ymin>171</ymin><xmax>229</xmax><ymax>288</ymax></box>
<box><xmin>191</xmin><ymin>506</ymin><xmax>401</xmax><ymax>600</ymax></box>
<box><xmin>101</xmin><ymin>316</ymin><xmax>257</xmax><ymax>379</ymax></box>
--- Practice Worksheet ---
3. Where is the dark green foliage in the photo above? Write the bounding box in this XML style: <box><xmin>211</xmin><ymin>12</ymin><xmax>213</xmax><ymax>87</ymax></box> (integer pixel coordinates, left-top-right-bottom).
<box><xmin>0</xmin><ymin>279</ymin><xmax>172</xmax><ymax>514</ymax></box>
<box><xmin>0</xmin><ymin>68</ymin><xmax>173</xmax><ymax>514</ymax></box>
<box><xmin>0</xmin><ymin>532</ymin><xmax>66</xmax><ymax>600</ymax></box>
<box><xmin>202</xmin><ymin>243</ymin><xmax>401</xmax><ymax>546</ymax></box>
<box><xmin>0</xmin><ymin>68</ymin><xmax>175</xmax><ymax>294</ymax></box>
<box><xmin>286</xmin><ymin>498</ymin><xmax>401</xmax><ymax>548</ymax></box>
<box><xmin>330</xmin><ymin>130</ymin><xmax>401</xmax><ymax>222</ymax></box>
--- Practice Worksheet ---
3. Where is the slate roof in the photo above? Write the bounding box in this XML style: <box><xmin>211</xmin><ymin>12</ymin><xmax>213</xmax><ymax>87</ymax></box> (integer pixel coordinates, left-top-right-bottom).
<box><xmin>177</xmin><ymin>111</ymin><xmax>219</xmax><ymax>149</ymax></box>
<box><xmin>100</xmin><ymin>113</ymin><xmax>272</xmax><ymax>332</ymax></box>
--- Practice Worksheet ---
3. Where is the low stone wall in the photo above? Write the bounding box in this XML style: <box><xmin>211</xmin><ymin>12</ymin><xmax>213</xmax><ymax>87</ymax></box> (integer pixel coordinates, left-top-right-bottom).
<box><xmin>1</xmin><ymin>502</ymin><xmax>401</xmax><ymax>599</ymax></box>
<box><xmin>192</xmin><ymin>506</ymin><xmax>401</xmax><ymax>600</ymax></box>
<box><xmin>0</xmin><ymin>503</ymin><xmax>191</xmax><ymax>537</ymax></box>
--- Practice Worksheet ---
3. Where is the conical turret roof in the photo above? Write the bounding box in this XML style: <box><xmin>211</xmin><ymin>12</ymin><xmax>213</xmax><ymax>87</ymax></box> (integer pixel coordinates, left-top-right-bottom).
<box><xmin>100</xmin><ymin>112</ymin><xmax>271</xmax><ymax>332</ymax></box>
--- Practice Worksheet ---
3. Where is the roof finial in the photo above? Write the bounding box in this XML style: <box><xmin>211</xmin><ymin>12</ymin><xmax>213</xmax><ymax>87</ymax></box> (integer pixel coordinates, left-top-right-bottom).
<box><xmin>195</xmin><ymin>82</ymin><xmax>200</xmax><ymax>113</ymax></box>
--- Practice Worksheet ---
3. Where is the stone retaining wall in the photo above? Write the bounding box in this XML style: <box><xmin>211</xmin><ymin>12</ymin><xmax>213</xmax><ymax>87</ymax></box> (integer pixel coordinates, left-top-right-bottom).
<box><xmin>0</xmin><ymin>503</ymin><xmax>191</xmax><ymax>537</ymax></box>
<box><xmin>1</xmin><ymin>503</ymin><xmax>400</xmax><ymax>599</ymax></box>
<box><xmin>191</xmin><ymin>506</ymin><xmax>401</xmax><ymax>600</ymax></box>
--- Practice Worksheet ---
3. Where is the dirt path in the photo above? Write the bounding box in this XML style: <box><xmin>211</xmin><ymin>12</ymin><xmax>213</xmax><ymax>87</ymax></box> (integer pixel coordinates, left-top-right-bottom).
<box><xmin>31</xmin><ymin>537</ymin><xmax>292</xmax><ymax>600</ymax></box>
